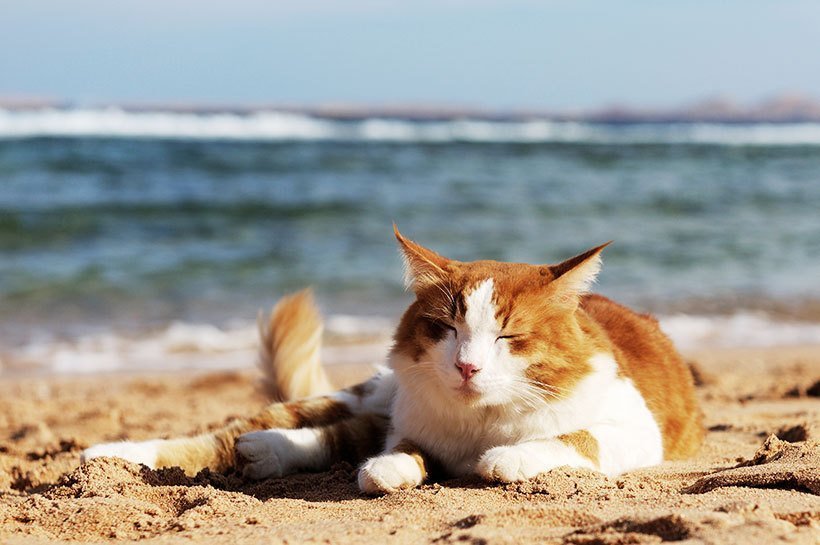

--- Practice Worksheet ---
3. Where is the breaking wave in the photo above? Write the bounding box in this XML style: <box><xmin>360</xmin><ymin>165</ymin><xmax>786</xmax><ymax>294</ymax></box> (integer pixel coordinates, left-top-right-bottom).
<box><xmin>4</xmin><ymin>107</ymin><xmax>820</xmax><ymax>145</ymax></box>
<box><xmin>0</xmin><ymin>315</ymin><xmax>394</xmax><ymax>376</ymax></box>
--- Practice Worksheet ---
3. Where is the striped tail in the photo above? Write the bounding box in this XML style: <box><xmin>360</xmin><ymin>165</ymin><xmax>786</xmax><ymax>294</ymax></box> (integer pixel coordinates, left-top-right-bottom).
<box><xmin>258</xmin><ymin>288</ymin><xmax>334</xmax><ymax>401</ymax></box>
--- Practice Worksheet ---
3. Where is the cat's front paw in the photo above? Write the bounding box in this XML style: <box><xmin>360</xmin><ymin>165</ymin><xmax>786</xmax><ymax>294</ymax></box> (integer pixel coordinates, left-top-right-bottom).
<box><xmin>81</xmin><ymin>440</ymin><xmax>162</xmax><ymax>468</ymax></box>
<box><xmin>476</xmin><ymin>445</ymin><xmax>544</xmax><ymax>483</ymax></box>
<box><xmin>358</xmin><ymin>453</ymin><xmax>424</xmax><ymax>494</ymax></box>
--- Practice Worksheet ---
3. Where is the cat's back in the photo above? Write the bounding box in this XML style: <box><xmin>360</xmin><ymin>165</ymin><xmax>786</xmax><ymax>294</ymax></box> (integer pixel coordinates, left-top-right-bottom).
<box><xmin>579</xmin><ymin>294</ymin><xmax>704</xmax><ymax>459</ymax></box>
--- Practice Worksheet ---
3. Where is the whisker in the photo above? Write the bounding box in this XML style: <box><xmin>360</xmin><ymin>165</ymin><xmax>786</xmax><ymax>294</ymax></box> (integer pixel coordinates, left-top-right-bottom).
<box><xmin>526</xmin><ymin>379</ymin><xmax>572</xmax><ymax>397</ymax></box>
<box><xmin>513</xmin><ymin>378</ymin><xmax>570</xmax><ymax>403</ymax></box>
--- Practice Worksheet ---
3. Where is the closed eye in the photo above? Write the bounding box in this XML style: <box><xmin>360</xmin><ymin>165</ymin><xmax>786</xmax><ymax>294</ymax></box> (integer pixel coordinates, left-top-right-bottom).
<box><xmin>496</xmin><ymin>334</ymin><xmax>520</xmax><ymax>341</ymax></box>
<box><xmin>440</xmin><ymin>322</ymin><xmax>457</xmax><ymax>337</ymax></box>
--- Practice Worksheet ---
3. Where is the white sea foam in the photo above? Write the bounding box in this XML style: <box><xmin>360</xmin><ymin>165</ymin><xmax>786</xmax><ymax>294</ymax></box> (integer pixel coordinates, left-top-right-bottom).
<box><xmin>1</xmin><ymin>312</ymin><xmax>819</xmax><ymax>376</ymax></box>
<box><xmin>659</xmin><ymin>312</ymin><xmax>820</xmax><ymax>350</ymax></box>
<box><xmin>4</xmin><ymin>108</ymin><xmax>820</xmax><ymax>145</ymax></box>
<box><xmin>0</xmin><ymin>315</ymin><xmax>394</xmax><ymax>376</ymax></box>
<box><xmin>0</xmin><ymin>108</ymin><xmax>333</xmax><ymax>141</ymax></box>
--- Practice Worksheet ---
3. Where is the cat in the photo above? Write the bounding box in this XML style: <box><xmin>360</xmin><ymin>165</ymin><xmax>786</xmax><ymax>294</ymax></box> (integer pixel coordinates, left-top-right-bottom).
<box><xmin>83</xmin><ymin>227</ymin><xmax>703</xmax><ymax>494</ymax></box>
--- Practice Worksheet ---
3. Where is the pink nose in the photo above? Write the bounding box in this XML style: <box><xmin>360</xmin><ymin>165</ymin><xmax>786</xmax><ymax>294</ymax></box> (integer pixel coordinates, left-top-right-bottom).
<box><xmin>456</xmin><ymin>361</ymin><xmax>480</xmax><ymax>381</ymax></box>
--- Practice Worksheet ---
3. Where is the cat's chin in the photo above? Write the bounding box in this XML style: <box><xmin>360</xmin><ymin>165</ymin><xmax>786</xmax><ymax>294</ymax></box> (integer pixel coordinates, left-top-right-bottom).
<box><xmin>451</xmin><ymin>383</ymin><xmax>487</xmax><ymax>405</ymax></box>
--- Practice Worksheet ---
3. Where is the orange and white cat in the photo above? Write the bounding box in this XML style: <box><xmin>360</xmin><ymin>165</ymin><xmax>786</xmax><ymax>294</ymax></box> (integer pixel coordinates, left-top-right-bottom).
<box><xmin>83</xmin><ymin>228</ymin><xmax>703</xmax><ymax>494</ymax></box>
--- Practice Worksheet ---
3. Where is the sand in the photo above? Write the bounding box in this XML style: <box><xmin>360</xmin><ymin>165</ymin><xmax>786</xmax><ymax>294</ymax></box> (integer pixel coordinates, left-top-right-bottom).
<box><xmin>1</xmin><ymin>346</ymin><xmax>818</xmax><ymax>544</ymax></box>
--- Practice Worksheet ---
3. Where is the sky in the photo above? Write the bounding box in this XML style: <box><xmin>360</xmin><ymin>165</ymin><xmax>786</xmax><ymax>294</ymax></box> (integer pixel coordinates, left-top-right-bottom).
<box><xmin>2</xmin><ymin>0</ymin><xmax>820</xmax><ymax>110</ymax></box>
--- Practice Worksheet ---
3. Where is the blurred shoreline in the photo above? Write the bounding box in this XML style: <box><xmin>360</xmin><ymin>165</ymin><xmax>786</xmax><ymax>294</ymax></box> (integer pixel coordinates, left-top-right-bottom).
<box><xmin>4</xmin><ymin>93</ymin><xmax>820</xmax><ymax>123</ymax></box>
<box><xmin>6</xmin><ymin>104</ymin><xmax>820</xmax><ymax>145</ymax></box>
<box><xmin>4</xmin><ymin>308</ymin><xmax>820</xmax><ymax>377</ymax></box>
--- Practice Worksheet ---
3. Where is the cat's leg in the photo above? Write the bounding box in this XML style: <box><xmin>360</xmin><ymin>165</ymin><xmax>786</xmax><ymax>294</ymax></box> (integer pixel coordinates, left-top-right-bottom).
<box><xmin>82</xmin><ymin>395</ymin><xmax>354</xmax><ymax>474</ymax></box>
<box><xmin>83</xmin><ymin>371</ymin><xmax>394</xmax><ymax>475</ymax></box>
<box><xmin>237</xmin><ymin>413</ymin><xmax>387</xmax><ymax>479</ymax></box>
<box><xmin>357</xmin><ymin>438</ymin><xmax>430</xmax><ymax>494</ymax></box>
<box><xmin>478</xmin><ymin>375</ymin><xmax>665</xmax><ymax>482</ymax></box>
<box><xmin>477</xmin><ymin>420</ymin><xmax>664</xmax><ymax>482</ymax></box>
<box><xmin>476</xmin><ymin>431</ymin><xmax>599</xmax><ymax>483</ymax></box>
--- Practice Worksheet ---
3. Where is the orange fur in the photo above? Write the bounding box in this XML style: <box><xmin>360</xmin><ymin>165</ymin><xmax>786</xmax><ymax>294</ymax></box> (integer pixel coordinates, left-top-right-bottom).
<box><xmin>391</xmin><ymin>439</ymin><xmax>429</xmax><ymax>481</ymax></box>
<box><xmin>558</xmin><ymin>430</ymin><xmax>600</xmax><ymax>466</ymax></box>
<box><xmin>258</xmin><ymin>288</ymin><xmax>333</xmax><ymax>400</ymax></box>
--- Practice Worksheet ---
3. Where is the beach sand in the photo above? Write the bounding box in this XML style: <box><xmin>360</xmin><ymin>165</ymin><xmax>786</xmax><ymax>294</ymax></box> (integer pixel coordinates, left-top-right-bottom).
<box><xmin>1</xmin><ymin>345</ymin><xmax>818</xmax><ymax>544</ymax></box>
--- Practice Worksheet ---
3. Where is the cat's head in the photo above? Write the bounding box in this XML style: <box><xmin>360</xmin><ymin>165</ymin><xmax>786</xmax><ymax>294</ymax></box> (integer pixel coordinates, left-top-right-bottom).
<box><xmin>390</xmin><ymin>226</ymin><xmax>610</xmax><ymax>409</ymax></box>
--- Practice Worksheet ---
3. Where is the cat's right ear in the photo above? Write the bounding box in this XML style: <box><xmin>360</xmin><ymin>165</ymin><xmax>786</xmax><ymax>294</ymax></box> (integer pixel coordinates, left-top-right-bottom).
<box><xmin>546</xmin><ymin>241</ymin><xmax>611</xmax><ymax>309</ymax></box>
<box><xmin>394</xmin><ymin>224</ymin><xmax>452</xmax><ymax>292</ymax></box>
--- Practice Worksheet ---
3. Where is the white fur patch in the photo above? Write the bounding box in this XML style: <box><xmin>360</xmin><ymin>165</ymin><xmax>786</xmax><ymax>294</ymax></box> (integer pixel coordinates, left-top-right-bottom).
<box><xmin>458</xmin><ymin>278</ymin><xmax>499</xmax><ymax>373</ymax></box>
<box><xmin>81</xmin><ymin>440</ymin><xmax>162</xmax><ymax>468</ymax></box>
<box><xmin>331</xmin><ymin>366</ymin><xmax>395</xmax><ymax>417</ymax></box>
<box><xmin>358</xmin><ymin>452</ymin><xmax>424</xmax><ymax>494</ymax></box>
<box><xmin>236</xmin><ymin>428</ymin><xmax>328</xmax><ymax>480</ymax></box>
<box><xmin>477</xmin><ymin>439</ymin><xmax>595</xmax><ymax>482</ymax></box>
<box><xmin>463</xmin><ymin>278</ymin><xmax>496</xmax><ymax>334</ymax></box>
<box><xmin>586</xmin><ymin>375</ymin><xmax>664</xmax><ymax>475</ymax></box>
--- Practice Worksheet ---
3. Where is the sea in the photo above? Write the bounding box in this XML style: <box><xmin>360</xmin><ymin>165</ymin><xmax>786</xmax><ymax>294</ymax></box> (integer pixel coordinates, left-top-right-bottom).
<box><xmin>2</xmin><ymin>107</ymin><xmax>820</xmax><ymax>375</ymax></box>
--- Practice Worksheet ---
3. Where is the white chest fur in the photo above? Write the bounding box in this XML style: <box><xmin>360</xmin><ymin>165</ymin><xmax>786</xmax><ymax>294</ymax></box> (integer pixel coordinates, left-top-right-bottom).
<box><xmin>390</xmin><ymin>353</ymin><xmax>663</xmax><ymax>476</ymax></box>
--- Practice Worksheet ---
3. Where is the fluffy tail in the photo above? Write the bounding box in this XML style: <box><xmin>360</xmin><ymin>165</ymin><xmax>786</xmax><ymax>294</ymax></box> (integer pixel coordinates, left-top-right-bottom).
<box><xmin>257</xmin><ymin>289</ymin><xmax>334</xmax><ymax>401</ymax></box>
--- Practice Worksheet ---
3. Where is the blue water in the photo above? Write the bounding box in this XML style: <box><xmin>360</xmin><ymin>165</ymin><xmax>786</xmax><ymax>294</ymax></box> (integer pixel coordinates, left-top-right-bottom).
<box><xmin>2</xmin><ymin>123</ymin><xmax>820</xmax><ymax>344</ymax></box>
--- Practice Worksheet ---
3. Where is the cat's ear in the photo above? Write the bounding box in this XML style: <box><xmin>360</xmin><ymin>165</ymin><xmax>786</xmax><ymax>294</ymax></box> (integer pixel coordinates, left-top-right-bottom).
<box><xmin>547</xmin><ymin>242</ymin><xmax>611</xmax><ymax>306</ymax></box>
<box><xmin>394</xmin><ymin>225</ymin><xmax>453</xmax><ymax>292</ymax></box>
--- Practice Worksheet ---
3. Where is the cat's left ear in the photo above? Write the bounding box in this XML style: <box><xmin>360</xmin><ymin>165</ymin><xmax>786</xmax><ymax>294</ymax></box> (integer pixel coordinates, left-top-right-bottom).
<box><xmin>547</xmin><ymin>242</ymin><xmax>612</xmax><ymax>306</ymax></box>
<box><xmin>394</xmin><ymin>225</ymin><xmax>453</xmax><ymax>292</ymax></box>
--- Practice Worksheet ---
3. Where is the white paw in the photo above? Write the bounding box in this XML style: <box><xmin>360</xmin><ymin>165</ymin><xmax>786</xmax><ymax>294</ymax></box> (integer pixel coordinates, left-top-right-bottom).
<box><xmin>236</xmin><ymin>430</ymin><xmax>288</xmax><ymax>479</ymax></box>
<box><xmin>82</xmin><ymin>440</ymin><xmax>162</xmax><ymax>468</ymax></box>
<box><xmin>236</xmin><ymin>428</ymin><xmax>325</xmax><ymax>480</ymax></box>
<box><xmin>476</xmin><ymin>445</ymin><xmax>546</xmax><ymax>483</ymax></box>
<box><xmin>358</xmin><ymin>453</ymin><xmax>423</xmax><ymax>494</ymax></box>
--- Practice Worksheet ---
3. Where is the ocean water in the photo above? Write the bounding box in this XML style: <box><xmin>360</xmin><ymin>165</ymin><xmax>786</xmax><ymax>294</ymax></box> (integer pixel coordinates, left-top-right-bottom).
<box><xmin>2</xmin><ymin>108</ymin><xmax>820</xmax><ymax>374</ymax></box>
